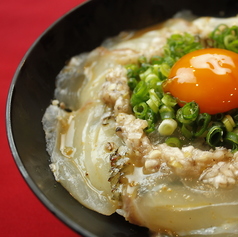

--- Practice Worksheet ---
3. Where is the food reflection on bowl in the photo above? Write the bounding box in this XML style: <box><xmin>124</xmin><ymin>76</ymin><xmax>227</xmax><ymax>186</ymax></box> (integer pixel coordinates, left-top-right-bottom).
<box><xmin>6</xmin><ymin>0</ymin><xmax>238</xmax><ymax>236</ymax></box>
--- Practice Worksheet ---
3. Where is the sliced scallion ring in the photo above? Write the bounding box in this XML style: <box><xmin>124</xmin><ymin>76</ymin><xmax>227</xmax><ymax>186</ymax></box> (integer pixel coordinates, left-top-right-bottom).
<box><xmin>158</xmin><ymin>119</ymin><xmax>177</xmax><ymax>136</ymax></box>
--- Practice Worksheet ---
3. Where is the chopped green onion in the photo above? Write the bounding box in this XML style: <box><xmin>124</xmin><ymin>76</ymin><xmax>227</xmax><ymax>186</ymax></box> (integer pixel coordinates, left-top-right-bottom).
<box><xmin>145</xmin><ymin>74</ymin><xmax>160</xmax><ymax>89</ymax></box>
<box><xmin>176</xmin><ymin>102</ymin><xmax>199</xmax><ymax>124</ymax></box>
<box><xmin>222</xmin><ymin>114</ymin><xmax>235</xmax><ymax>132</ymax></box>
<box><xmin>139</xmin><ymin>63</ymin><xmax>151</xmax><ymax>73</ymax></box>
<box><xmin>125</xmin><ymin>64</ymin><xmax>139</xmax><ymax>78</ymax></box>
<box><xmin>160</xmin><ymin>63</ymin><xmax>171</xmax><ymax>77</ymax></box>
<box><xmin>144</xmin><ymin>109</ymin><xmax>157</xmax><ymax>133</ymax></box>
<box><xmin>156</xmin><ymin>81</ymin><xmax>164</xmax><ymax>93</ymax></box>
<box><xmin>126</xmin><ymin>27</ymin><xmax>238</xmax><ymax>148</ymax></box>
<box><xmin>146</xmin><ymin>99</ymin><xmax>158</xmax><ymax>113</ymax></box>
<box><xmin>213</xmin><ymin>113</ymin><xmax>224</xmax><ymax>121</ymax></box>
<box><xmin>224</xmin><ymin>35</ymin><xmax>236</xmax><ymax>48</ymax></box>
<box><xmin>210</xmin><ymin>24</ymin><xmax>238</xmax><ymax>53</ymax></box>
<box><xmin>206</xmin><ymin>125</ymin><xmax>224</xmax><ymax>147</ymax></box>
<box><xmin>165</xmin><ymin>33</ymin><xmax>203</xmax><ymax>59</ymax></box>
<box><xmin>128</xmin><ymin>77</ymin><xmax>138</xmax><ymax>90</ymax></box>
<box><xmin>224</xmin><ymin>132</ymin><xmax>238</xmax><ymax>152</ymax></box>
<box><xmin>165</xmin><ymin>137</ymin><xmax>182</xmax><ymax>148</ymax></box>
<box><xmin>152</xmin><ymin>64</ymin><xmax>160</xmax><ymax>75</ymax></box>
<box><xmin>130</xmin><ymin>80</ymin><xmax>149</xmax><ymax>106</ymax></box>
<box><xmin>159</xmin><ymin>105</ymin><xmax>175</xmax><ymax>119</ymax></box>
<box><xmin>145</xmin><ymin>73</ymin><xmax>159</xmax><ymax>83</ymax></box>
<box><xmin>194</xmin><ymin>113</ymin><xmax>211</xmax><ymax>137</ymax></box>
<box><xmin>146</xmin><ymin>89</ymin><xmax>161</xmax><ymax>113</ymax></box>
<box><xmin>233</xmin><ymin>114</ymin><xmax>238</xmax><ymax>123</ymax></box>
<box><xmin>210</xmin><ymin>24</ymin><xmax>228</xmax><ymax>49</ymax></box>
<box><xmin>176</xmin><ymin>109</ymin><xmax>190</xmax><ymax>124</ymax></box>
<box><xmin>164</xmin><ymin>56</ymin><xmax>175</xmax><ymax>67</ymax></box>
<box><xmin>145</xmin><ymin>125</ymin><xmax>155</xmax><ymax>133</ymax></box>
<box><xmin>181</xmin><ymin>124</ymin><xmax>193</xmax><ymax>139</ymax></box>
<box><xmin>150</xmin><ymin>55</ymin><xmax>164</xmax><ymax>65</ymax></box>
<box><xmin>227</xmin><ymin>40</ymin><xmax>238</xmax><ymax>53</ymax></box>
<box><xmin>158</xmin><ymin>119</ymin><xmax>178</xmax><ymax>136</ymax></box>
<box><xmin>133</xmin><ymin>102</ymin><xmax>148</xmax><ymax>119</ymax></box>
<box><xmin>232</xmin><ymin>127</ymin><xmax>238</xmax><ymax>135</ymax></box>
<box><xmin>138</xmin><ymin>55</ymin><xmax>147</xmax><ymax>65</ymax></box>
<box><xmin>182</xmin><ymin>102</ymin><xmax>199</xmax><ymax>121</ymax></box>
<box><xmin>161</xmin><ymin>94</ymin><xmax>177</xmax><ymax>107</ymax></box>
<box><xmin>139</xmin><ymin>67</ymin><xmax>153</xmax><ymax>80</ymax></box>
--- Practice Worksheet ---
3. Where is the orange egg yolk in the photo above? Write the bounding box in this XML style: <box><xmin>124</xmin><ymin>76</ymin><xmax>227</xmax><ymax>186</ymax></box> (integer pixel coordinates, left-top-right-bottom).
<box><xmin>163</xmin><ymin>48</ymin><xmax>238</xmax><ymax>114</ymax></box>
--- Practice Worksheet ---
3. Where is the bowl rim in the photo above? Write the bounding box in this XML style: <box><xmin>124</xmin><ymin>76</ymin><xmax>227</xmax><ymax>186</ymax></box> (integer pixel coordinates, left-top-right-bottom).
<box><xmin>7</xmin><ymin>1</ymin><xmax>238</xmax><ymax>236</ymax></box>
<box><xmin>5</xmin><ymin>1</ymin><xmax>94</xmax><ymax>236</ymax></box>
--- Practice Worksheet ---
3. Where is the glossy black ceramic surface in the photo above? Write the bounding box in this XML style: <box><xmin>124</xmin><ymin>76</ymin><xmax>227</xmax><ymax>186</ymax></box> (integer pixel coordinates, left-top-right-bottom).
<box><xmin>6</xmin><ymin>0</ymin><xmax>238</xmax><ymax>236</ymax></box>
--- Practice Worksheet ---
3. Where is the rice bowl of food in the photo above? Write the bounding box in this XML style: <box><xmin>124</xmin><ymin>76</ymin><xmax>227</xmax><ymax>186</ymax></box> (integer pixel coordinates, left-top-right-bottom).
<box><xmin>6</xmin><ymin>0</ymin><xmax>238</xmax><ymax>236</ymax></box>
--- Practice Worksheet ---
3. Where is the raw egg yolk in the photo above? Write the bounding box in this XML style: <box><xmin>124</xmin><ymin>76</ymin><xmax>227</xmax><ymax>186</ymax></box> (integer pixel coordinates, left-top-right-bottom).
<box><xmin>163</xmin><ymin>48</ymin><xmax>238</xmax><ymax>114</ymax></box>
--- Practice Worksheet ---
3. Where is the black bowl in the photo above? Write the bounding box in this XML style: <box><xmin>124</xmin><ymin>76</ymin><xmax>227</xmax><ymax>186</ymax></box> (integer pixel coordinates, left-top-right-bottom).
<box><xmin>6</xmin><ymin>0</ymin><xmax>238</xmax><ymax>236</ymax></box>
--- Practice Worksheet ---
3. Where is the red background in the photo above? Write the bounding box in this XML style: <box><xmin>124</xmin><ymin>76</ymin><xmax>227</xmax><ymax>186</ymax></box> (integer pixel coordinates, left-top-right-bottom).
<box><xmin>0</xmin><ymin>0</ymin><xmax>86</xmax><ymax>236</ymax></box>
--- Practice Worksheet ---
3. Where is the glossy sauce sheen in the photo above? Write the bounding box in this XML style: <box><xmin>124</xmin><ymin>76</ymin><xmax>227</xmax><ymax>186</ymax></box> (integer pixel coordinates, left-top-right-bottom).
<box><xmin>164</xmin><ymin>48</ymin><xmax>238</xmax><ymax>114</ymax></box>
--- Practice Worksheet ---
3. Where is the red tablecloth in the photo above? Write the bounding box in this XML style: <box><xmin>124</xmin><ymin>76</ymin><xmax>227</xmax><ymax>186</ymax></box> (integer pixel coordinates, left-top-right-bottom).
<box><xmin>0</xmin><ymin>1</ymin><xmax>86</xmax><ymax>236</ymax></box>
